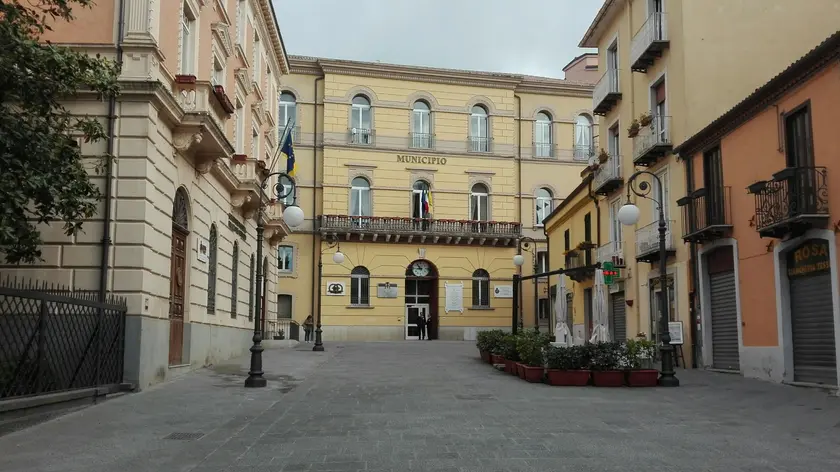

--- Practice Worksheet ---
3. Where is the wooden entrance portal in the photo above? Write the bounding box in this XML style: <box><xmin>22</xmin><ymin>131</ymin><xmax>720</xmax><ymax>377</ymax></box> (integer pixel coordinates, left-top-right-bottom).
<box><xmin>169</xmin><ymin>188</ymin><xmax>190</xmax><ymax>366</ymax></box>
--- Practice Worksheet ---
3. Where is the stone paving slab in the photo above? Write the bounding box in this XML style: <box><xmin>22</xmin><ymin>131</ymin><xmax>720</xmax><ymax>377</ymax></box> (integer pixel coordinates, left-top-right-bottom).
<box><xmin>1</xmin><ymin>341</ymin><xmax>840</xmax><ymax>471</ymax></box>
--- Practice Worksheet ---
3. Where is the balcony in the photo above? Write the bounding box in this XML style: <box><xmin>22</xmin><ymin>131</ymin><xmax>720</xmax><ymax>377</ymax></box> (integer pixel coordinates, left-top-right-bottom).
<box><xmin>747</xmin><ymin>167</ymin><xmax>829</xmax><ymax>239</ymax></box>
<box><xmin>630</xmin><ymin>12</ymin><xmax>669</xmax><ymax>73</ymax></box>
<box><xmin>593</xmin><ymin>154</ymin><xmax>623</xmax><ymax>195</ymax></box>
<box><xmin>635</xmin><ymin>220</ymin><xmax>676</xmax><ymax>263</ymax></box>
<box><xmin>564</xmin><ymin>249</ymin><xmax>595</xmax><ymax>282</ymax></box>
<box><xmin>262</xmin><ymin>202</ymin><xmax>291</xmax><ymax>246</ymax></box>
<box><xmin>596</xmin><ymin>240</ymin><xmax>625</xmax><ymax>268</ymax></box>
<box><xmin>319</xmin><ymin>215</ymin><xmax>521</xmax><ymax>246</ymax></box>
<box><xmin>172</xmin><ymin>80</ymin><xmax>234</xmax><ymax>172</ymax></box>
<box><xmin>632</xmin><ymin>115</ymin><xmax>672</xmax><ymax>166</ymax></box>
<box><xmin>409</xmin><ymin>132</ymin><xmax>435</xmax><ymax>150</ymax></box>
<box><xmin>678</xmin><ymin>187</ymin><xmax>733</xmax><ymax>243</ymax></box>
<box><xmin>593</xmin><ymin>69</ymin><xmax>621</xmax><ymax>116</ymax></box>
<box><xmin>468</xmin><ymin>136</ymin><xmax>492</xmax><ymax>153</ymax></box>
<box><xmin>573</xmin><ymin>145</ymin><xmax>595</xmax><ymax>162</ymax></box>
<box><xmin>229</xmin><ymin>156</ymin><xmax>266</xmax><ymax>215</ymax></box>
<box><xmin>348</xmin><ymin>128</ymin><xmax>375</xmax><ymax>146</ymax></box>
<box><xmin>533</xmin><ymin>142</ymin><xmax>556</xmax><ymax>159</ymax></box>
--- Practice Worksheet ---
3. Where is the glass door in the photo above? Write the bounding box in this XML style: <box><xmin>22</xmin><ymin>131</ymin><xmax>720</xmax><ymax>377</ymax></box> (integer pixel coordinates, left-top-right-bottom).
<box><xmin>405</xmin><ymin>304</ymin><xmax>428</xmax><ymax>340</ymax></box>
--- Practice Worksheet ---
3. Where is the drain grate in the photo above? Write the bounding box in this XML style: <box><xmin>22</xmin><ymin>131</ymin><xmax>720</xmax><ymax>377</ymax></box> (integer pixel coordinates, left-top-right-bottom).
<box><xmin>163</xmin><ymin>432</ymin><xmax>205</xmax><ymax>441</ymax></box>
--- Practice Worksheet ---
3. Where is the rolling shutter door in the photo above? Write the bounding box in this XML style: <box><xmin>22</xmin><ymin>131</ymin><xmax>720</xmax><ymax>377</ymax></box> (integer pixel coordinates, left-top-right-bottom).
<box><xmin>790</xmin><ymin>272</ymin><xmax>837</xmax><ymax>385</ymax></box>
<box><xmin>710</xmin><ymin>270</ymin><xmax>739</xmax><ymax>370</ymax></box>
<box><xmin>610</xmin><ymin>293</ymin><xmax>627</xmax><ymax>342</ymax></box>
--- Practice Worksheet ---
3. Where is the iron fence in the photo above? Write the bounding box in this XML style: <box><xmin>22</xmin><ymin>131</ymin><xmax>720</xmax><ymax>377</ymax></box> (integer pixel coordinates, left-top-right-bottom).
<box><xmin>0</xmin><ymin>277</ymin><xmax>127</xmax><ymax>400</ymax></box>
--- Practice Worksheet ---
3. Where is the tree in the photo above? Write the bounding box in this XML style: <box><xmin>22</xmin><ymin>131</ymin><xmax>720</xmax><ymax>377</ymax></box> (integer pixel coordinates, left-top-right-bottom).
<box><xmin>0</xmin><ymin>1</ymin><xmax>120</xmax><ymax>264</ymax></box>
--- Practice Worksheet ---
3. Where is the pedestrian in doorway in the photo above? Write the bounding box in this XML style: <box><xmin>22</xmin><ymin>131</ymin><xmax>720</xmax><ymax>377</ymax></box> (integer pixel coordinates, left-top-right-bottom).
<box><xmin>417</xmin><ymin>312</ymin><xmax>426</xmax><ymax>340</ymax></box>
<box><xmin>303</xmin><ymin>314</ymin><xmax>314</xmax><ymax>342</ymax></box>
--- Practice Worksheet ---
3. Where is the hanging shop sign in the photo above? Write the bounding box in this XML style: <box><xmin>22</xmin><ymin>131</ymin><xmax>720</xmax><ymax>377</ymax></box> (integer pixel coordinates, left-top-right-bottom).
<box><xmin>787</xmin><ymin>239</ymin><xmax>831</xmax><ymax>277</ymax></box>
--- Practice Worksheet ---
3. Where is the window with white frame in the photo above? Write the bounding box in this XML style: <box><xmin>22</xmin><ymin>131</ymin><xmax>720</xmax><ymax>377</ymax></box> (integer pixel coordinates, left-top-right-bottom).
<box><xmin>251</xmin><ymin>124</ymin><xmax>259</xmax><ymax>159</ymax></box>
<box><xmin>350</xmin><ymin>266</ymin><xmax>370</xmax><ymax>306</ymax></box>
<box><xmin>608</xmin><ymin>123</ymin><xmax>620</xmax><ymax>164</ymax></box>
<box><xmin>535</xmin><ymin>187</ymin><xmax>552</xmax><ymax>226</ymax></box>
<box><xmin>470</xmin><ymin>183</ymin><xmax>489</xmax><ymax>221</ymax></box>
<box><xmin>574</xmin><ymin>115</ymin><xmax>594</xmax><ymax>160</ymax></box>
<box><xmin>652</xmin><ymin>167</ymin><xmax>670</xmax><ymax>229</ymax></box>
<box><xmin>472</xmin><ymin>269</ymin><xmax>490</xmax><ymax>307</ymax></box>
<box><xmin>253</xmin><ymin>34</ymin><xmax>261</xmax><ymax>84</ymax></box>
<box><xmin>212</xmin><ymin>54</ymin><xmax>225</xmax><ymax>87</ymax></box>
<box><xmin>277</xmin><ymin>246</ymin><xmax>293</xmax><ymax>272</ymax></box>
<box><xmin>180</xmin><ymin>3</ymin><xmax>196</xmax><ymax>75</ymax></box>
<box><xmin>536</xmin><ymin>251</ymin><xmax>548</xmax><ymax>275</ymax></box>
<box><xmin>234</xmin><ymin>102</ymin><xmax>245</xmax><ymax>153</ymax></box>
<box><xmin>350</xmin><ymin>95</ymin><xmax>372</xmax><ymax>144</ymax></box>
<box><xmin>350</xmin><ymin>177</ymin><xmax>371</xmax><ymax>217</ymax></box>
<box><xmin>609</xmin><ymin>198</ymin><xmax>623</xmax><ymax>251</ymax></box>
<box><xmin>534</xmin><ymin>112</ymin><xmax>552</xmax><ymax>157</ymax></box>
<box><xmin>411</xmin><ymin>101</ymin><xmax>432</xmax><ymax>149</ymax></box>
<box><xmin>469</xmin><ymin>105</ymin><xmax>489</xmax><ymax>152</ymax></box>
<box><xmin>278</xmin><ymin>92</ymin><xmax>296</xmax><ymax>138</ymax></box>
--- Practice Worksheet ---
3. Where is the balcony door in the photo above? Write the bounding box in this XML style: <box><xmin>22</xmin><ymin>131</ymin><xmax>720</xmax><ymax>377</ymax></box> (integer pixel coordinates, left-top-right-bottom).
<box><xmin>703</xmin><ymin>146</ymin><xmax>725</xmax><ymax>226</ymax></box>
<box><xmin>652</xmin><ymin>80</ymin><xmax>667</xmax><ymax>143</ymax></box>
<box><xmin>784</xmin><ymin>106</ymin><xmax>816</xmax><ymax>215</ymax></box>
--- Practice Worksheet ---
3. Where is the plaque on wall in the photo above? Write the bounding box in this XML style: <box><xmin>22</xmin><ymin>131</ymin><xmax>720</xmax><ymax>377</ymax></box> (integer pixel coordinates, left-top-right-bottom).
<box><xmin>326</xmin><ymin>282</ymin><xmax>346</xmax><ymax>296</ymax></box>
<box><xmin>493</xmin><ymin>285</ymin><xmax>513</xmax><ymax>298</ymax></box>
<box><xmin>377</xmin><ymin>283</ymin><xmax>399</xmax><ymax>298</ymax></box>
<box><xmin>445</xmin><ymin>282</ymin><xmax>464</xmax><ymax>313</ymax></box>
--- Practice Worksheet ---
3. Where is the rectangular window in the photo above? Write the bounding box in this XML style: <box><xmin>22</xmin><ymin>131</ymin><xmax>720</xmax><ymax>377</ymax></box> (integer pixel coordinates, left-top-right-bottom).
<box><xmin>785</xmin><ymin>106</ymin><xmax>814</xmax><ymax>168</ymax></box>
<box><xmin>180</xmin><ymin>6</ymin><xmax>195</xmax><ymax>75</ymax></box>
<box><xmin>251</xmin><ymin>125</ymin><xmax>259</xmax><ymax>159</ymax></box>
<box><xmin>351</xmin><ymin>275</ymin><xmax>370</xmax><ymax>305</ymax></box>
<box><xmin>564</xmin><ymin>229</ymin><xmax>570</xmax><ymax>252</ymax></box>
<box><xmin>536</xmin><ymin>251</ymin><xmax>548</xmax><ymax>280</ymax></box>
<box><xmin>607</xmin><ymin>41</ymin><xmax>619</xmax><ymax>89</ymax></box>
<box><xmin>608</xmin><ymin>123</ymin><xmax>620</xmax><ymax>168</ymax></box>
<box><xmin>237</xmin><ymin>0</ymin><xmax>247</xmax><ymax>46</ymax></box>
<box><xmin>538</xmin><ymin>298</ymin><xmax>550</xmax><ymax>321</ymax></box>
<box><xmin>212</xmin><ymin>55</ymin><xmax>225</xmax><ymax>87</ymax></box>
<box><xmin>470</xmin><ymin>193</ymin><xmax>489</xmax><ymax>221</ymax></box>
<box><xmin>609</xmin><ymin>198</ymin><xmax>623</xmax><ymax>249</ymax></box>
<box><xmin>234</xmin><ymin>105</ymin><xmax>245</xmax><ymax>153</ymax></box>
<box><xmin>277</xmin><ymin>246</ymin><xmax>293</xmax><ymax>272</ymax></box>
<box><xmin>703</xmin><ymin>146</ymin><xmax>725</xmax><ymax>225</ymax></box>
<box><xmin>253</xmin><ymin>36</ymin><xmax>261</xmax><ymax>84</ymax></box>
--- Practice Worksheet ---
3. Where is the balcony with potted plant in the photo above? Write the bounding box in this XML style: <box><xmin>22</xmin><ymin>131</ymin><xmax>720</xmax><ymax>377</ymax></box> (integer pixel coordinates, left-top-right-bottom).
<box><xmin>593</xmin><ymin>149</ymin><xmax>623</xmax><ymax>195</ymax></box>
<box><xmin>633</xmin><ymin>114</ymin><xmax>672</xmax><ymax>166</ymax></box>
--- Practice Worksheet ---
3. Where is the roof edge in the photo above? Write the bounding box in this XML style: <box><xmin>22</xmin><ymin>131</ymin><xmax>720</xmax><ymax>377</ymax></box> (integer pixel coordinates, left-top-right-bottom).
<box><xmin>579</xmin><ymin>0</ymin><xmax>621</xmax><ymax>48</ymax></box>
<box><xmin>544</xmin><ymin>175</ymin><xmax>593</xmax><ymax>229</ymax></box>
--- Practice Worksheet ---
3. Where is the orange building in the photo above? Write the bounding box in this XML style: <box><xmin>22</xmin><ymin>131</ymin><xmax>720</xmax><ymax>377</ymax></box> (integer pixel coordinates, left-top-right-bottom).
<box><xmin>675</xmin><ymin>31</ymin><xmax>840</xmax><ymax>387</ymax></box>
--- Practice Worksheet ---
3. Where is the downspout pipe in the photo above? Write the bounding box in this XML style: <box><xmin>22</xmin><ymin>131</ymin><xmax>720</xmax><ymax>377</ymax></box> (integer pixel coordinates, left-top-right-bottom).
<box><xmin>99</xmin><ymin>0</ymin><xmax>126</xmax><ymax>301</ymax></box>
<box><xmin>588</xmin><ymin>178</ymin><xmax>601</xmax><ymax>248</ymax></box>
<box><xmin>685</xmin><ymin>156</ymin><xmax>699</xmax><ymax>368</ymax></box>
<box><xmin>311</xmin><ymin>76</ymin><xmax>323</xmax><ymax>325</ymax></box>
<box><xmin>542</xmin><ymin>224</ymin><xmax>551</xmax><ymax>335</ymax></box>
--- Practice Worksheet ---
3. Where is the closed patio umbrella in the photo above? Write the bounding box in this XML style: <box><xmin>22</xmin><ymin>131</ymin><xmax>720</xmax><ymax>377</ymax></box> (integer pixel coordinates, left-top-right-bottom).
<box><xmin>553</xmin><ymin>275</ymin><xmax>572</xmax><ymax>346</ymax></box>
<box><xmin>589</xmin><ymin>269</ymin><xmax>610</xmax><ymax>343</ymax></box>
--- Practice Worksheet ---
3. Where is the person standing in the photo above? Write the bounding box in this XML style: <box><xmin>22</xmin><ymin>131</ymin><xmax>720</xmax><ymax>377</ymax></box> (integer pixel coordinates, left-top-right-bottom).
<box><xmin>417</xmin><ymin>312</ymin><xmax>427</xmax><ymax>340</ymax></box>
<box><xmin>303</xmin><ymin>314</ymin><xmax>314</xmax><ymax>342</ymax></box>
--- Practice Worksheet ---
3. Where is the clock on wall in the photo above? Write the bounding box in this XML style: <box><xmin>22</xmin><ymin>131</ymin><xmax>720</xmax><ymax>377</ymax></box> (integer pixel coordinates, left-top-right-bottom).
<box><xmin>411</xmin><ymin>260</ymin><xmax>431</xmax><ymax>277</ymax></box>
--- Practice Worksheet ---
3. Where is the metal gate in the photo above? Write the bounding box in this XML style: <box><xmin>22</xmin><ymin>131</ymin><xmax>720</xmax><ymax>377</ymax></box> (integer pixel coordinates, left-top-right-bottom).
<box><xmin>790</xmin><ymin>272</ymin><xmax>836</xmax><ymax>385</ymax></box>
<box><xmin>610</xmin><ymin>292</ymin><xmax>626</xmax><ymax>342</ymax></box>
<box><xmin>710</xmin><ymin>270</ymin><xmax>740</xmax><ymax>370</ymax></box>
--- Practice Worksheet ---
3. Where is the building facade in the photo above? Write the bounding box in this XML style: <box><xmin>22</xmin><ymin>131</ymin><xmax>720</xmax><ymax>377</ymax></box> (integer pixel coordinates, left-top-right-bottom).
<box><xmin>0</xmin><ymin>0</ymin><xmax>292</xmax><ymax>389</ymax></box>
<box><xmin>571</xmin><ymin>0</ymin><xmax>840</xmax><ymax>368</ymax></box>
<box><xmin>676</xmin><ymin>32</ymin><xmax>840</xmax><ymax>386</ymax></box>
<box><xmin>271</xmin><ymin>57</ymin><xmax>595</xmax><ymax>341</ymax></box>
<box><xmin>562</xmin><ymin>53</ymin><xmax>600</xmax><ymax>84</ymax></box>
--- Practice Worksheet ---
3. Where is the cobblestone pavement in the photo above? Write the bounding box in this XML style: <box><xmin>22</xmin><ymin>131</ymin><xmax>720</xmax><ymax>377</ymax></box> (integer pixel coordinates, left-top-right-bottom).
<box><xmin>1</xmin><ymin>341</ymin><xmax>840</xmax><ymax>472</ymax></box>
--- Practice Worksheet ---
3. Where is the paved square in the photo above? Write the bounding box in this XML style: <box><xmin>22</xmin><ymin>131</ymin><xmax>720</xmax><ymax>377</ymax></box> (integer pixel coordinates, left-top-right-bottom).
<box><xmin>1</xmin><ymin>341</ymin><xmax>839</xmax><ymax>471</ymax></box>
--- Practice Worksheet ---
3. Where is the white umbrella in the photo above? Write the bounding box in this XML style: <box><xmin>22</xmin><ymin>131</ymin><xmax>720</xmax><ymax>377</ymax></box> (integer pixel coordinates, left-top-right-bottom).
<box><xmin>553</xmin><ymin>275</ymin><xmax>572</xmax><ymax>346</ymax></box>
<box><xmin>589</xmin><ymin>269</ymin><xmax>611</xmax><ymax>343</ymax></box>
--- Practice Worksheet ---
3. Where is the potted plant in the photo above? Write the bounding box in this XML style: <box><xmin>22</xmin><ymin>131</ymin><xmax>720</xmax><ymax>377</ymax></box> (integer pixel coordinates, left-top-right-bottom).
<box><xmin>626</xmin><ymin>339</ymin><xmax>659</xmax><ymax>387</ymax></box>
<box><xmin>576</xmin><ymin>241</ymin><xmax>596</xmax><ymax>251</ymax></box>
<box><xmin>545</xmin><ymin>345</ymin><xmax>591</xmax><ymax>386</ymax></box>
<box><xmin>487</xmin><ymin>330</ymin><xmax>507</xmax><ymax>365</ymax></box>
<box><xmin>598</xmin><ymin>148</ymin><xmax>610</xmax><ymax>164</ymax></box>
<box><xmin>475</xmin><ymin>330</ymin><xmax>492</xmax><ymax>363</ymax></box>
<box><xmin>639</xmin><ymin>111</ymin><xmax>653</xmax><ymax>127</ymax></box>
<box><xmin>627</xmin><ymin>119</ymin><xmax>641</xmax><ymax>138</ymax></box>
<box><xmin>589</xmin><ymin>342</ymin><xmax>625</xmax><ymax>387</ymax></box>
<box><xmin>516</xmin><ymin>330</ymin><xmax>550</xmax><ymax>383</ymax></box>
<box><xmin>502</xmin><ymin>334</ymin><xmax>520</xmax><ymax>375</ymax></box>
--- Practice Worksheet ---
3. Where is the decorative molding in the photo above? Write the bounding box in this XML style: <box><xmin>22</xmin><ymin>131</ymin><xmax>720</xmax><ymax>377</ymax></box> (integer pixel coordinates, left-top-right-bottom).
<box><xmin>405</xmin><ymin>167</ymin><xmax>437</xmax><ymax>173</ymax></box>
<box><xmin>465</xmin><ymin>170</ymin><xmax>496</xmax><ymax>175</ymax></box>
<box><xmin>344</xmin><ymin>163</ymin><xmax>377</xmax><ymax>169</ymax></box>
<box><xmin>173</xmin><ymin>131</ymin><xmax>203</xmax><ymax>153</ymax></box>
<box><xmin>409</xmin><ymin>171</ymin><xmax>435</xmax><ymax>188</ymax></box>
<box><xmin>340</xmin><ymin>85</ymin><xmax>380</xmax><ymax>104</ymax></box>
<box><xmin>465</xmin><ymin>96</ymin><xmax>499</xmax><ymax>115</ymax></box>
<box><xmin>348</xmin><ymin>169</ymin><xmax>374</xmax><ymax>187</ymax></box>
<box><xmin>235</xmin><ymin>68</ymin><xmax>253</xmax><ymax>94</ymax></box>
<box><xmin>211</xmin><ymin>22</ymin><xmax>234</xmax><ymax>58</ymax></box>
<box><xmin>405</xmin><ymin>91</ymin><xmax>440</xmax><ymax>109</ymax></box>
<box><xmin>467</xmin><ymin>175</ymin><xmax>493</xmax><ymax>193</ymax></box>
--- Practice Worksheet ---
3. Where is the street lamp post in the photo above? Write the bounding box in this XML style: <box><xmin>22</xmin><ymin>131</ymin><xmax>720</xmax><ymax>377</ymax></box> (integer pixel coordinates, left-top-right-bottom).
<box><xmin>513</xmin><ymin>237</ymin><xmax>539</xmax><ymax>332</ymax></box>
<box><xmin>245</xmin><ymin>173</ymin><xmax>305</xmax><ymax>388</ymax></box>
<box><xmin>313</xmin><ymin>236</ymin><xmax>344</xmax><ymax>352</ymax></box>
<box><xmin>617</xmin><ymin>170</ymin><xmax>679</xmax><ymax>387</ymax></box>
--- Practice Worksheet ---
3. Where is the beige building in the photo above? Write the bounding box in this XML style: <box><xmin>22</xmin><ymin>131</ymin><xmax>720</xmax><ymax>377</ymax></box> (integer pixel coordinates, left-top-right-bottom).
<box><xmin>574</xmin><ymin>0</ymin><xmax>840</xmax><ymax>367</ymax></box>
<box><xmin>271</xmin><ymin>57</ymin><xmax>595</xmax><ymax>341</ymax></box>
<box><xmin>0</xmin><ymin>0</ymin><xmax>293</xmax><ymax>389</ymax></box>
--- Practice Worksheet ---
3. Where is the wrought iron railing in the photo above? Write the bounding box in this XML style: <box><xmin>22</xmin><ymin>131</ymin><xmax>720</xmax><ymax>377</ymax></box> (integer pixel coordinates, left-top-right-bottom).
<box><xmin>264</xmin><ymin>318</ymin><xmax>299</xmax><ymax>341</ymax></box>
<box><xmin>533</xmin><ymin>142</ymin><xmax>555</xmax><ymax>158</ymax></box>
<box><xmin>631</xmin><ymin>12</ymin><xmax>668</xmax><ymax>67</ymax></box>
<box><xmin>565</xmin><ymin>251</ymin><xmax>586</xmax><ymax>270</ymax></box>
<box><xmin>0</xmin><ymin>278</ymin><xmax>127</xmax><ymax>400</ymax></box>
<box><xmin>635</xmin><ymin>220</ymin><xmax>675</xmax><ymax>257</ymax></box>
<box><xmin>409</xmin><ymin>132</ymin><xmax>435</xmax><ymax>150</ymax></box>
<box><xmin>633</xmin><ymin>115</ymin><xmax>671</xmax><ymax>161</ymax></box>
<box><xmin>573</xmin><ymin>145</ymin><xmax>594</xmax><ymax>161</ymax></box>
<box><xmin>681</xmin><ymin>187</ymin><xmax>732</xmax><ymax>238</ymax></box>
<box><xmin>593</xmin><ymin>154</ymin><xmax>623</xmax><ymax>189</ymax></box>
<box><xmin>593</xmin><ymin>69</ymin><xmax>620</xmax><ymax>110</ymax></box>
<box><xmin>348</xmin><ymin>128</ymin><xmax>375</xmax><ymax>145</ymax></box>
<box><xmin>748</xmin><ymin>167</ymin><xmax>829</xmax><ymax>232</ymax></box>
<box><xmin>320</xmin><ymin>215</ymin><xmax>521</xmax><ymax>238</ymax></box>
<box><xmin>468</xmin><ymin>136</ymin><xmax>492</xmax><ymax>153</ymax></box>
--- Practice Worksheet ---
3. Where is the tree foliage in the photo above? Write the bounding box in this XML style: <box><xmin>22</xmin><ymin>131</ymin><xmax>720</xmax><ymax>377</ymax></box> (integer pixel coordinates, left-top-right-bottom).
<box><xmin>0</xmin><ymin>0</ymin><xmax>120</xmax><ymax>264</ymax></box>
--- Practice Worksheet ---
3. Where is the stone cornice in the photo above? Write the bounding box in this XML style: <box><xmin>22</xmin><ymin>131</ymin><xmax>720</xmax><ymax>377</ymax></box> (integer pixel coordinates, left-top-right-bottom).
<box><xmin>257</xmin><ymin>0</ymin><xmax>290</xmax><ymax>74</ymax></box>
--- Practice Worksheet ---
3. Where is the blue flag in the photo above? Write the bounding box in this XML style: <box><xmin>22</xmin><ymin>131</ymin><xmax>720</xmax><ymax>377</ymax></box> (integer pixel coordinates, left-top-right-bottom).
<box><xmin>281</xmin><ymin>131</ymin><xmax>296</xmax><ymax>177</ymax></box>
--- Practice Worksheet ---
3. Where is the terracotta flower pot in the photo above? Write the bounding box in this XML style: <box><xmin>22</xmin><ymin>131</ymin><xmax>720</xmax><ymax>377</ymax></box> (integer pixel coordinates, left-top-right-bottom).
<box><xmin>522</xmin><ymin>366</ymin><xmax>544</xmax><ymax>383</ymax></box>
<box><xmin>480</xmin><ymin>350</ymin><xmax>490</xmax><ymax>363</ymax></box>
<box><xmin>592</xmin><ymin>371</ymin><xmax>625</xmax><ymax>387</ymax></box>
<box><xmin>505</xmin><ymin>359</ymin><xmax>517</xmax><ymax>375</ymax></box>
<box><xmin>627</xmin><ymin>369</ymin><xmax>659</xmax><ymax>387</ymax></box>
<box><xmin>516</xmin><ymin>363</ymin><xmax>526</xmax><ymax>379</ymax></box>
<box><xmin>491</xmin><ymin>354</ymin><xmax>505</xmax><ymax>365</ymax></box>
<box><xmin>546</xmin><ymin>369</ymin><xmax>591</xmax><ymax>386</ymax></box>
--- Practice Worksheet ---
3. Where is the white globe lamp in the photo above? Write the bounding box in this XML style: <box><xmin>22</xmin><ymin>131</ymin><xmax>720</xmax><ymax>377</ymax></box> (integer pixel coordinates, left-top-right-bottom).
<box><xmin>513</xmin><ymin>254</ymin><xmax>525</xmax><ymax>267</ymax></box>
<box><xmin>282</xmin><ymin>205</ymin><xmax>305</xmax><ymax>228</ymax></box>
<box><xmin>332</xmin><ymin>251</ymin><xmax>345</xmax><ymax>264</ymax></box>
<box><xmin>617</xmin><ymin>203</ymin><xmax>641</xmax><ymax>226</ymax></box>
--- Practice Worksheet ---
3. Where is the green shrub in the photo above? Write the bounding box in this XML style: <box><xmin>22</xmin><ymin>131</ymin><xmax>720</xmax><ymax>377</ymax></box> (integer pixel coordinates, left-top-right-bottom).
<box><xmin>502</xmin><ymin>333</ymin><xmax>520</xmax><ymax>361</ymax></box>
<box><xmin>515</xmin><ymin>329</ymin><xmax>551</xmax><ymax>367</ymax></box>
<box><xmin>589</xmin><ymin>341</ymin><xmax>624</xmax><ymax>371</ymax></box>
<box><xmin>545</xmin><ymin>345</ymin><xmax>590</xmax><ymax>370</ymax></box>
<box><xmin>476</xmin><ymin>329</ymin><xmax>506</xmax><ymax>353</ymax></box>
<box><xmin>626</xmin><ymin>339</ymin><xmax>657</xmax><ymax>369</ymax></box>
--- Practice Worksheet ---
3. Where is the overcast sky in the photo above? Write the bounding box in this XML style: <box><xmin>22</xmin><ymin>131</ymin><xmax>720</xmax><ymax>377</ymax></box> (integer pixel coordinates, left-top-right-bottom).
<box><xmin>273</xmin><ymin>0</ymin><xmax>601</xmax><ymax>79</ymax></box>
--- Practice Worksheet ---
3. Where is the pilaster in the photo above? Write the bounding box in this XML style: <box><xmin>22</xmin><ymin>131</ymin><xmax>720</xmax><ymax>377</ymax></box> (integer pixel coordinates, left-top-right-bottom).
<box><xmin>123</xmin><ymin>0</ymin><xmax>159</xmax><ymax>45</ymax></box>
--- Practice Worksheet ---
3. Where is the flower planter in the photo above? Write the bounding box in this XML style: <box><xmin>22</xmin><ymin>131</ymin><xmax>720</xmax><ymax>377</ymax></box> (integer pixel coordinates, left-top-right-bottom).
<box><xmin>491</xmin><ymin>354</ymin><xmax>505</xmax><ymax>365</ymax></box>
<box><xmin>521</xmin><ymin>366</ymin><xmax>544</xmax><ymax>383</ymax></box>
<box><xmin>506</xmin><ymin>359</ymin><xmax>518</xmax><ymax>375</ymax></box>
<box><xmin>592</xmin><ymin>371</ymin><xmax>625</xmax><ymax>387</ymax></box>
<box><xmin>516</xmin><ymin>363</ymin><xmax>526</xmax><ymax>379</ymax></box>
<box><xmin>480</xmin><ymin>350</ymin><xmax>490</xmax><ymax>363</ymax></box>
<box><xmin>627</xmin><ymin>369</ymin><xmax>659</xmax><ymax>387</ymax></box>
<box><xmin>546</xmin><ymin>369</ymin><xmax>591</xmax><ymax>386</ymax></box>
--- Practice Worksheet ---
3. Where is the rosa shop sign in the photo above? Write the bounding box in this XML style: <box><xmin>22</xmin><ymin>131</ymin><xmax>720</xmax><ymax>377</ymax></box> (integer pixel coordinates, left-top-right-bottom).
<box><xmin>787</xmin><ymin>239</ymin><xmax>831</xmax><ymax>278</ymax></box>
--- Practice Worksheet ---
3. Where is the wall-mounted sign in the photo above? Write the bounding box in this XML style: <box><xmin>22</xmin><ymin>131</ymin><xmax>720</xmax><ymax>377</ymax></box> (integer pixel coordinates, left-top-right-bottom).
<box><xmin>326</xmin><ymin>282</ymin><xmax>345</xmax><ymax>296</ymax></box>
<box><xmin>196</xmin><ymin>237</ymin><xmax>209</xmax><ymax>263</ymax></box>
<box><xmin>377</xmin><ymin>283</ymin><xmax>399</xmax><ymax>298</ymax></box>
<box><xmin>493</xmin><ymin>285</ymin><xmax>513</xmax><ymax>298</ymax></box>
<box><xmin>397</xmin><ymin>154</ymin><xmax>448</xmax><ymax>165</ymax></box>
<box><xmin>445</xmin><ymin>282</ymin><xmax>463</xmax><ymax>313</ymax></box>
<box><xmin>787</xmin><ymin>239</ymin><xmax>831</xmax><ymax>277</ymax></box>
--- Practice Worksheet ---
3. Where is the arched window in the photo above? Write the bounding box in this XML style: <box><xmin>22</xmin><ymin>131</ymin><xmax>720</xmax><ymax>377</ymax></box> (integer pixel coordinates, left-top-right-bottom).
<box><xmin>535</xmin><ymin>111</ymin><xmax>553</xmax><ymax>157</ymax></box>
<box><xmin>350</xmin><ymin>266</ymin><xmax>370</xmax><ymax>306</ymax></box>
<box><xmin>278</xmin><ymin>92</ymin><xmax>297</xmax><ymax>142</ymax></box>
<box><xmin>470</xmin><ymin>183</ymin><xmax>489</xmax><ymax>221</ymax></box>
<box><xmin>574</xmin><ymin>114</ymin><xmax>594</xmax><ymax>160</ymax></box>
<box><xmin>472</xmin><ymin>269</ymin><xmax>490</xmax><ymax>308</ymax></box>
<box><xmin>412</xmin><ymin>180</ymin><xmax>431</xmax><ymax>219</ymax></box>
<box><xmin>350</xmin><ymin>95</ymin><xmax>372</xmax><ymax>144</ymax></box>
<box><xmin>535</xmin><ymin>188</ymin><xmax>553</xmax><ymax>226</ymax></box>
<box><xmin>469</xmin><ymin>105</ymin><xmax>489</xmax><ymax>152</ymax></box>
<box><xmin>207</xmin><ymin>224</ymin><xmax>218</xmax><ymax>314</ymax></box>
<box><xmin>411</xmin><ymin>101</ymin><xmax>432</xmax><ymax>149</ymax></box>
<box><xmin>350</xmin><ymin>177</ymin><xmax>371</xmax><ymax>218</ymax></box>
<box><xmin>231</xmin><ymin>241</ymin><xmax>239</xmax><ymax>318</ymax></box>
<box><xmin>248</xmin><ymin>254</ymin><xmax>255</xmax><ymax>321</ymax></box>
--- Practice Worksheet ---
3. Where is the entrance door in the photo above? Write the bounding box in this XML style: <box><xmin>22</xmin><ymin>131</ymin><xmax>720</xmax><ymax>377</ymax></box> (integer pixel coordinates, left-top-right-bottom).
<box><xmin>405</xmin><ymin>304</ymin><xmax>428</xmax><ymax>340</ymax></box>
<box><xmin>168</xmin><ymin>227</ymin><xmax>187</xmax><ymax>366</ymax></box>
<box><xmin>610</xmin><ymin>292</ymin><xmax>627</xmax><ymax>342</ymax></box>
<box><xmin>709</xmin><ymin>270</ymin><xmax>739</xmax><ymax>370</ymax></box>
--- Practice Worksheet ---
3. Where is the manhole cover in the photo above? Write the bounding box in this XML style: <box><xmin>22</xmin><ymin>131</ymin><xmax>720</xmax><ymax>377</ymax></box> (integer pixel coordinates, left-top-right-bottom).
<box><xmin>163</xmin><ymin>432</ymin><xmax>205</xmax><ymax>441</ymax></box>
<box><xmin>455</xmin><ymin>394</ymin><xmax>496</xmax><ymax>401</ymax></box>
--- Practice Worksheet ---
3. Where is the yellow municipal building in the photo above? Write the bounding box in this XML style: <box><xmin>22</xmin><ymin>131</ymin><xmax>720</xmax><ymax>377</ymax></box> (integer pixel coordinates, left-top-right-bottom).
<box><xmin>272</xmin><ymin>56</ymin><xmax>597</xmax><ymax>341</ymax></box>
